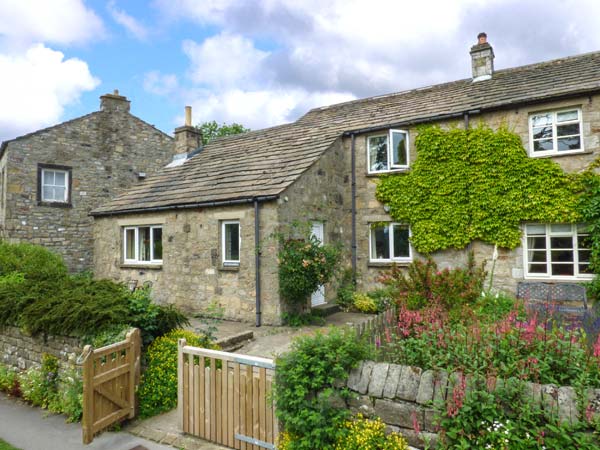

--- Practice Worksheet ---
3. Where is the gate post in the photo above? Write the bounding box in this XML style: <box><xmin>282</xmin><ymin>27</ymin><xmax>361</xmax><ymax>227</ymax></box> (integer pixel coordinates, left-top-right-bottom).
<box><xmin>81</xmin><ymin>345</ymin><xmax>94</xmax><ymax>444</ymax></box>
<box><xmin>177</xmin><ymin>338</ymin><xmax>187</xmax><ymax>432</ymax></box>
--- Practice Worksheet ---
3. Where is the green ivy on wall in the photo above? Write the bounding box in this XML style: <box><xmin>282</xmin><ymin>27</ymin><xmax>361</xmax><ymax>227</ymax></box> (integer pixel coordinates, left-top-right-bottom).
<box><xmin>376</xmin><ymin>126</ymin><xmax>583</xmax><ymax>253</ymax></box>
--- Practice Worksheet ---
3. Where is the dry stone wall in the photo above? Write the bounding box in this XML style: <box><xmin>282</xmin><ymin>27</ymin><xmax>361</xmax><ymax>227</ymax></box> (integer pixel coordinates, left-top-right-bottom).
<box><xmin>0</xmin><ymin>326</ymin><xmax>83</xmax><ymax>373</ymax></box>
<box><xmin>346</xmin><ymin>360</ymin><xmax>600</xmax><ymax>449</ymax></box>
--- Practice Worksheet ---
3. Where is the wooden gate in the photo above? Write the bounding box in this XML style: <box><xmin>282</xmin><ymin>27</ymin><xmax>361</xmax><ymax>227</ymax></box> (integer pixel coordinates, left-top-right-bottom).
<box><xmin>178</xmin><ymin>339</ymin><xmax>279</xmax><ymax>449</ymax></box>
<box><xmin>81</xmin><ymin>328</ymin><xmax>141</xmax><ymax>444</ymax></box>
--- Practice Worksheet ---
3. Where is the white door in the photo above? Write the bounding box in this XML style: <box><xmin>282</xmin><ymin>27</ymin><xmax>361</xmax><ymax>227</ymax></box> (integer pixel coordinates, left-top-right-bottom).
<box><xmin>310</xmin><ymin>222</ymin><xmax>326</xmax><ymax>307</ymax></box>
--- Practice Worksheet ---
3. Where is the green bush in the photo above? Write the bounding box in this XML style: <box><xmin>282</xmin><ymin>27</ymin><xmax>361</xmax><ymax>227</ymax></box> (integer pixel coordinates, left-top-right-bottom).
<box><xmin>19</xmin><ymin>354</ymin><xmax>60</xmax><ymax>408</ymax></box>
<box><xmin>353</xmin><ymin>293</ymin><xmax>378</xmax><ymax>314</ymax></box>
<box><xmin>138</xmin><ymin>329</ymin><xmax>216</xmax><ymax>418</ymax></box>
<box><xmin>335</xmin><ymin>268</ymin><xmax>356</xmax><ymax>311</ymax></box>
<box><xmin>334</xmin><ymin>414</ymin><xmax>409</xmax><ymax>450</ymax></box>
<box><xmin>274</xmin><ymin>328</ymin><xmax>368</xmax><ymax>450</ymax></box>
<box><xmin>0</xmin><ymin>364</ymin><xmax>19</xmax><ymax>395</ymax></box>
<box><xmin>0</xmin><ymin>242</ymin><xmax>66</xmax><ymax>281</ymax></box>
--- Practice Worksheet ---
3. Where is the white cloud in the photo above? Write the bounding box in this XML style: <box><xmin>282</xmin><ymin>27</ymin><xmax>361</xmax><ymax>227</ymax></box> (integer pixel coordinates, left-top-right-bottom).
<box><xmin>144</xmin><ymin>71</ymin><xmax>178</xmax><ymax>95</ymax></box>
<box><xmin>0</xmin><ymin>44</ymin><xmax>100</xmax><ymax>142</ymax></box>
<box><xmin>0</xmin><ymin>0</ymin><xmax>104</xmax><ymax>50</ymax></box>
<box><xmin>182</xmin><ymin>34</ymin><xmax>269</xmax><ymax>88</ymax></box>
<box><xmin>108</xmin><ymin>1</ymin><xmax>149</xmax><ymax>41</ymax></box>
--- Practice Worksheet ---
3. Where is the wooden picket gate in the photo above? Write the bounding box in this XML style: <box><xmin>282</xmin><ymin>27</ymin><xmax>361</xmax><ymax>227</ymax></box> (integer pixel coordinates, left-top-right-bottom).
<box><xmin>81</xmin><ymin>328</ymin><xmax>141</xmax><ymax>444</ymax></box>
<box><xmin>178</xmin><ymin>339</ymin><xmax>279</xmax><ymax>449</ymax></box>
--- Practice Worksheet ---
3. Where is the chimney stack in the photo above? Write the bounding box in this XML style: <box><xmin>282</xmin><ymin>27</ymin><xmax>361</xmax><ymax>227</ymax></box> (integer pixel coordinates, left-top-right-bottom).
<box><xmin>470</xmin><ymin>32</ymin><xmax>494</xmax><ymax>82</ymax></box>
<box><xmin>174</xmin><ymin>106</ymin><xmax>202</xmax><ymax>155</ymax></box>
<box><xmin>100</xmin><ymin>89</ymin><xmax>131</xmax><ymax>112</ymax></box>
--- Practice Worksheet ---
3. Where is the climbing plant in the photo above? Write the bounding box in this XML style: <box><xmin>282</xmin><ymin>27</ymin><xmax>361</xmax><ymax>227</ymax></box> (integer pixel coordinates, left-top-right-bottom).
<box><xmin>376</xmin><ymin>125</ymin><xmax>584</xmax><ymax>253</ymax></box>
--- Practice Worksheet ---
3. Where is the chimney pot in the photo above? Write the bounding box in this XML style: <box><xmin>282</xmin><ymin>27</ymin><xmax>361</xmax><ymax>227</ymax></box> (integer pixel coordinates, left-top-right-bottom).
<box><xmin>100</xmin><ymin>90</ymin><xmax>130</xmax><ymax>112</ymax></box>
<box><xmin>185</xmin><ymin>106</ymin><xmax>192</xmax><ymax>127</ymax></box>
<box><xmin>470</xmin><ymin>33</ymin><xmax>494</xmax><ymax>82</ymax></box>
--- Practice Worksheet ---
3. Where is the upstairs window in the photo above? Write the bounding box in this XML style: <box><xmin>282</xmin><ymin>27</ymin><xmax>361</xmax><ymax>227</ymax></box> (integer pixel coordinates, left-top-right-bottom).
<box><xmin>524</xmin><ymin>223</ymin><xmax>592</xmax><ymax>279</ymax></box>
<box><xmin>369</xmin><ymin>223</ymin><xmax>412</xmax><ymax>262</ymax></box>
<box><xmin>222</xmin><ymin>221</ymin><xmax>240</xmax><ymax>266</ymax></box>
<box><xmin>529</xmin><ymin>108</ymin><xmax>583</xmax><ymax>157</ymax></box>
<box><xmin>123</xmin><ymin>225</ymin><xmax>163</xmax><ymax>264</ymax></box>
<box><xmin>367</xmin><ymin>130</ymin><xmax>409</xmax><ymax>173</ymax></box>
<box><xmin>38</xmin><ymin>164</ymin><xmax>71</xmax><ymax>204</ymax></box>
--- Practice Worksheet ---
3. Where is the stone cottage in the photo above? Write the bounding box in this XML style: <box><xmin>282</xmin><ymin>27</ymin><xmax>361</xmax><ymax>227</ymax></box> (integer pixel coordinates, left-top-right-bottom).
<box><xmin>0</xmin><ymin>91</ymin><xmax>175</xmax><ymax>272</ymax></box>
<box><xmin>92</xmin><ymin>35</ymin><xmax>600</xmax><ymax>324</ymax></box>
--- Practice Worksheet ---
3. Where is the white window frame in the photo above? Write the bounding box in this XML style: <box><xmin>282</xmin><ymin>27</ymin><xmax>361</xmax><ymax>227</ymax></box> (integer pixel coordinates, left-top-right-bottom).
<box><xmin>369</xmin><ymin>222</ymin><xmax>412</xmax><ymax>263</ymax></box>
<box><xmin>221</xmin><ymin>220</ymin><xmax>241</xmax><ymax>266</ymax></box>
<box><xmin>528</xmin><ymin>108</ymin><xmax>583</xmax><ymax>157</ymax></box>
<box><xmin>522</xmin><ymin>223</ymin><xmax>593</xmax><ymax>280</ymax></box>
<box><xmin>123</xmin><ymin>225</ymin><xmax>163</xmax><ymax>265</ymax></box>
<box><xmin>41</xmin><ymin>168</ymin><xmax>69</xmax><ymax>203</ymax></box>
<box><xmin>367</xmin><ymin>129</ymin><xmax>410</xmax><ymax>174</ymax></box>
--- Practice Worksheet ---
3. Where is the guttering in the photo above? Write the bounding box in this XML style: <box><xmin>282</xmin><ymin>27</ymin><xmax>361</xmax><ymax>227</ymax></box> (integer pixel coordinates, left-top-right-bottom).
<box><xmin>254</xmin><ymin>199</ymin><xmax>262</xmax><ymax>327</ymax></box>
<box><xmin>90</xmin><ymin>194</ymin><xmax>280</xmax><ymax>217</ymax></box>
<box><xmin>351</xmin><ymin>134</ymin><xmax>357</xmax><ymax>281</ymax></box>
<box><xmin>343</xmin><ymin>110</ymin><xmax>481</xmax><ymax>137</ymax></box>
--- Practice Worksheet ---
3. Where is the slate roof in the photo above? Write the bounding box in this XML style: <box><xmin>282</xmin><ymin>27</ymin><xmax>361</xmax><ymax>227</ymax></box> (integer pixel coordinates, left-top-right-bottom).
<box><xmin>92</xmin><ymin>50</ymin><xmax>600</xmax><ymax>216</ymax></box>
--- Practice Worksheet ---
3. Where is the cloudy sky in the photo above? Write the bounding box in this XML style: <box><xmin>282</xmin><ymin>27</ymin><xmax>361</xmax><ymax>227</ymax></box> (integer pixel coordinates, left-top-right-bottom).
<box><xmin>1</xmin><ymin>0</ymin><xmax>600</xmax><ymax>142</ymax></box>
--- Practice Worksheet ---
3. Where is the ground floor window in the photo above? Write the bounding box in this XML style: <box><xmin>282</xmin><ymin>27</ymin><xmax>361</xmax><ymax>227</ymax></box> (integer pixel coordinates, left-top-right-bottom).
<box><xmin>524</xmin><ymin>223</ymin><xmax>592</xmax><ymax>279</ymax></box>
<box><xmin>222</xmin><ymin>221</ymin><xmax>240</xmax><ymax>266</ymax></box>
<box><xmin>369</xmin><ymin>223</ymin><xmax>411</xmax><ymax>262</ymax></box>
<box><xmin>123</xmin><ymin>225</ymin><xmax>163</xmax><ymax>264</ymax></box>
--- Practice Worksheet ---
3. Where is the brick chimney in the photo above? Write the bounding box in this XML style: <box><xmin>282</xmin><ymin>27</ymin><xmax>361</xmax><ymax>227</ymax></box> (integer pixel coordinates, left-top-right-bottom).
<box><xmin>174</xmin><ymin>106</ymin><xmax>202</xmax><ymax>155</ymax></box>
<box><xmin>470</xmin><ymin>32</ymin><xmax>494</xmax><ymax>82</ymax></box>
<box><xmin>100</xmin><ymin>89</ymin><xmax>130</xmax><ymax>112</ymax></box>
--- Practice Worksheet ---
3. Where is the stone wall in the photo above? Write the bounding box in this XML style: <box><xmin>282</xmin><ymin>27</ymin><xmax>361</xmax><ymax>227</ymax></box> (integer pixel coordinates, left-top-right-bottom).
<box><xmin>93</xmin><ymin>202</ymin><xmax>282</xmax><ymax>324</ymax></box>
<box><xmin>0</xmin><ymin>326</ymin><xmax>83</xmax><ymax>373</ymax></box>
<box><xmin>349</xmin><ymin>93</ymin><xmax>600</xmax><ymax>294</ymax></box>
<box><xmin>0</xmin><ymin>93</ymin><xmax>174</xmax><ymax>272</ymax></box>
<box><xmin>346</xmin><ymin>360</ymin><xmax>600</xmax><ymax>449</ymax></box>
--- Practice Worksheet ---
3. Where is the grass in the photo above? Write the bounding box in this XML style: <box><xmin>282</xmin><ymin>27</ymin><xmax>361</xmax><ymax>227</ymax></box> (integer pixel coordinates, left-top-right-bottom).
<box><xmin>0</xmin><ymin>438</ymin><xmax>21</xmax><ymax>450</ymax></box>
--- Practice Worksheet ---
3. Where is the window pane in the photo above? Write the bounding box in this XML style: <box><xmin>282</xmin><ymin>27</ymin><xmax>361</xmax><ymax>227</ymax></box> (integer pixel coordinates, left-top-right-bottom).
<box><xmin>557</xmin><ymin>136</ymin><xmax>581</xmax><ymax>151</ymax></box>
<box><xmin>529</xmin><ymin>251</ymin><xmax>547</xmax><ymax>263</ymax></box>
<box><xmin>533</xmin><ymin>139</ymin><xmax>553</xmax><ymax>152</ymax></box>
<box><xmin>531</xmin><ymin>114</ymin><xmax>552</xmax><ymax>127</ymax></box>
<box><xmin>138</xmin><ymin>227</ymin><xmax>151</xmax><ymax>261</ymax></box>
<box><xmin>557</xmin><ymin>123</ymin><xmax>580</xmax><ymax>137</ymax></box>
<box><xmin>392</xmin><ymin>224</ymin><xmax>410</xmax><ymax>258</ymax></box>
<box><xmin>225</xmin><ymin>223</ymin><xmax>240</xmax><ymax>262</ymax></box>
<box><xmin>369</xmin><ymin>136</ymin><xmax>388</xmax><ymax>171</ymax></box>
<box><xmin>152</xmin><ymin>228</ymin><xmax>163</xmax><ymax>260</ymax></box>
<box><xmin>550</xmin><ymin>224</ymin><xmax>572</xmax><ymax>233</ymax></box>
<box><xmin>552</xmin><ymin>263</ymin><xmax>574</xmax><ymax>276</ymax></box>
<box><xmin>550</xmin><ymin>236</ymin><xmax>572</xmax><ymax>248</ymax></box>
<box><xmin>532</xmin><ymin>126</ymin><xmax>553</xmax><ymax>140</ymax></box>
<box><xmin>578</xmin><ymin>250</ymin><xmax>591</xmax><ymax>263</ymax></box>
<box><xmin>528</xmin><ymin>236</ymin><xmax>546</xmax><ymax>249</ymax></box>
<box><xmin>391</xmin><ymin>132</ymin><xmax>407</xmax><ymax>166</ymax></box>
<box><xmin>43</xmin><ymin>186</ymin><xmax>54</xmax><ymax>201</ymax></box>
<box><xmin>54</xmin><ymin>187</ymin><xmax>65</xmax><ymax>201</ymax></box>
<box><xmin>580</xmin><ymin>264</ymin><xmax>592</xmax><ymax>274</ymax></box>
<box><xmin>125</xmin><ymin>229</ymin><xmax>135</xmax><ymax>260</ymax></box>
<box><xmin>551</xmin><ymin>250</ymin><xmax>574</xmax><ymax>262</ymax></box>
<box><xmin>528</xmin><ymin>263</ymin><xmax>547</xmax><ymax>274</ymax></box>
<box><xmin>557</xmin><ymin>110</ymin><xmax>578</xmax><ymax>122</ymax></box>
<box><xmin>371</xmin><ymin>226</ymin><xmax>390</xmax><ymax>260</ymax></box>
<box><xmin>43</xmin><ymin>170</ymin><xmax>54</xmax><ymax>186</ymax></box>
<box><xmin>54</xmin><ymin>171</ymin><xmax>66</xmax><ymax>187</ymax></box>
<box><xmin>526</xmin><ymin>224</ymin><xmax>546</xmax><ymax>235</ymax></box>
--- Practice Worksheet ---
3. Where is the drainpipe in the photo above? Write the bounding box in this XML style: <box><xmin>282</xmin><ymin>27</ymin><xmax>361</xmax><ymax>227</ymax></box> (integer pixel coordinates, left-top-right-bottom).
<box><xmin>254</xmin><ymin>198</ymin><xmax>262</xmax><ymax>327</ymax></box>
<box><xmin>351</xmin><ymin>134</ymin><xmax>357</xmax><ymax>282</ymax></box>
<box><xmin>463</xmin><ymin>112</ymin><xmax>470</xmax><ymax>130</ymax></box>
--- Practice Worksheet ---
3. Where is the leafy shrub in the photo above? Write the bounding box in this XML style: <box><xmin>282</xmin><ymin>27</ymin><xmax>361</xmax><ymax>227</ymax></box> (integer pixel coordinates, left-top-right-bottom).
<box><xmin>277</xmin><ymin>223</ymin><xmax>341</xmax><ymax>307</ymax></box>
<box><xmin>353</xmin><ymin>293</ymin><xmax>378</xmax><ymax>314</ymax></box>
<box><xmin>334</xmin><ymin>414</ymin><xmax>409</xmax><ymax>450</ymax></box>
<box><xmin>366</xmin><ymin>287</ymin><xmax>396</xmax><ymax>313</ymax></box>
<box><xmin>274</xmin><ymin>328</ymin><xmax>368</xmax><ymax>450</ymax></box>
<box><xmin>0</xmin><ymin>242</ymin><xmax>66</xmax><ymax>281</ymax></box>
<box><xmin>380</xmin><ymin>254</ymin><xmax>485</xmax><ymax>311</ymax></box>
<box><xmin>51</xmin><ymin>368</ymin><xmax>83</xmax><ymax>422</ymax></box>
<box><xmin>19</xmin><ymin>354</ymin><xmax>60</xmax><ymax>408</ymax></box>
<box><xmin>336</xmin><ymin>268</ymin><xmax>356</xmax><ymax>311</ymax></box>
<box><xmin>138</xmin><ymin>329</ymin><xmax>216</xmax><ymax>418</ymax></box>
<box><xmin>0</xmin><ymin>364</ymin><xmax>19</xmax><ymax>395</ymax></box>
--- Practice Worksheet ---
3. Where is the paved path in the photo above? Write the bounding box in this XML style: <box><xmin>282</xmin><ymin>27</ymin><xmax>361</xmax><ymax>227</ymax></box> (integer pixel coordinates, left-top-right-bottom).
<box><xmin>0</xmin><ymin>393</ymin><xmax>172</xmax><ymax>450</ymax></box>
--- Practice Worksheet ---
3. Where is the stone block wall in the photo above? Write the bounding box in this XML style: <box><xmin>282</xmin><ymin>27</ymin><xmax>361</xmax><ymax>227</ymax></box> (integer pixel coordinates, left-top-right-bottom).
<box><xmin>346</xmin><ymin>360</ymin><xmax>600</xmax><ymax>449</ymax></box>
<box><xmin>0</xmin><ymin>326</ymin><xmax>83</xmax><ymax>373</ymax></box>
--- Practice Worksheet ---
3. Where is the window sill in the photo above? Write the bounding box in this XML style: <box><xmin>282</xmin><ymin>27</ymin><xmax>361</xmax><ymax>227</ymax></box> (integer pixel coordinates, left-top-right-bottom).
<box><xmin>529</xmin><ymin>149</ymin><xmax>591</xmax><ymax>159</ymax></box>
<box><xmin>219</xmin><ymin>264</ymin><xmax>240</xmax><ymax>272</ymax></box>
<box><xmin>120</xmin><ymin>264</ymin><xmax>163</xmax><ymax>270</ymax></box>
<box><xmin>37</xmin><ymin>201</ymin><xmax>72</xmax><ymax>208</ymax></box>
<box><xmin>368</xmin><ymin>260</ymin><xmax>412</xmax><ymax>268</ymax></box>
<box><xmin>366</xmin><ymin>169</ymin><xmax>410</xmax><ymax>178</ymax></box>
